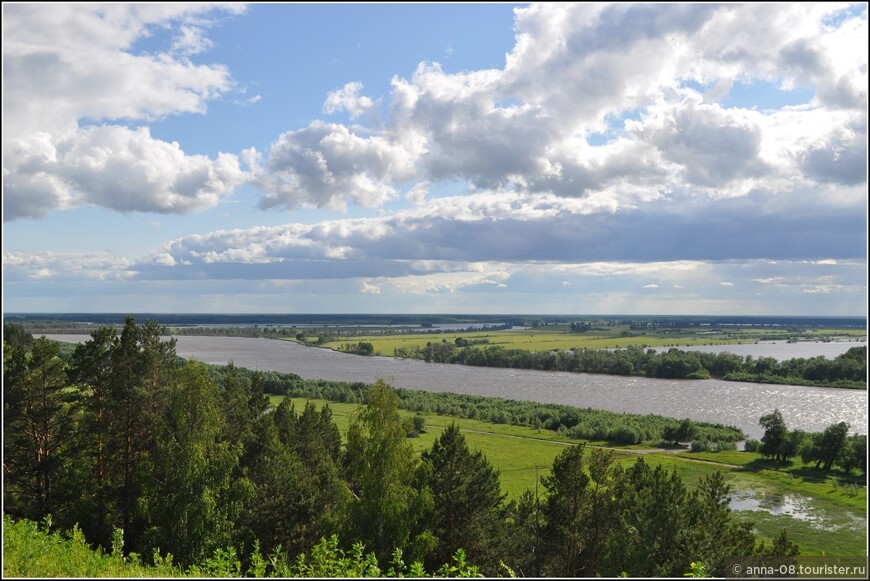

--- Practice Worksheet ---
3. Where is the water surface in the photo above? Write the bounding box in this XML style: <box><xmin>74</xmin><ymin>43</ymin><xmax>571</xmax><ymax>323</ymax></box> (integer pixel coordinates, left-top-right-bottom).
<box><xmin>44</xmin><ymin>335</ymin><xmax>867</xmax><ymax>440</ymax></box>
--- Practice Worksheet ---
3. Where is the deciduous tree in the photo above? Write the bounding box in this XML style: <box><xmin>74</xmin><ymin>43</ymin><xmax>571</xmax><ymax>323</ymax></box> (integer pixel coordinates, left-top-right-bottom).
<box><xmin>345</xmin><ymin>379</ymin><xmax>433</xmax><ymax>562</ymax></box>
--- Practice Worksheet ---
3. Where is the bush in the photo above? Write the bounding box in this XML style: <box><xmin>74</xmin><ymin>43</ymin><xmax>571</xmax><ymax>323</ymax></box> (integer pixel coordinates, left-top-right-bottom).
<box><xmin>2</xmin><ymin>515</ymin><xmax>183</xmax><ymax>578</ymax></box>
<box><xmin>691</xmin><ymin>439</ymin><xmax>739</xmax><ymax>452</ymax></box>
<box><xmin>610</xmin><ymin>425</ymin><xmax>641</xmax><ymax>444</ymax></box>
<box><xmin>690</xmin><ymin>439</ymin><xmax>713</xmax><ymax>452</ymax></box>
<box><xmin>744</xmin><ymin>439</ymin><xmax>762</xmax><ymax>453</ymax></box>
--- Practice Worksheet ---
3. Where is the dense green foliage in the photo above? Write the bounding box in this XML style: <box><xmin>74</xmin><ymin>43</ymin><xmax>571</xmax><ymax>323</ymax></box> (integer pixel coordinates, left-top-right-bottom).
<box><xmin>758</xmin><ymin>409</ymin><xmax>866</xmax><ymax>475</ymax></box>
<box><xmin>3</xmin><ymin>337</ymin><xmax>75</xmax><ymax>521</ymax></box>
<box><xmin>344</xmin><ymin>380</ymin><xmax>433</xmax><ymax>562</ymax></box>
<box><xmin>393</xmin><ymin>343</ymin><xmax>866</xmax><ymax>389</ymax></box>
<box><xmin>417</xmin><ymin>424</ymin><xmax>505</xmax><ymax>571</ymax></box>
<box><xmin>1</xmin><ymin>515</ymin><xmax>482</xmax><ymax>578</ymax></box>
<box><xmin>243</xmin><ymin>368</ymin><xmax>744</xmax><ymax>444</ymax></box>
<box><xmin>1</xmin><ymin>321</ymin><xmax>817</xmax><ymax>578</ymax></box>
<box><xmin>3</xmin><ymin>321</ymin><xmax>34</xmax><ymax>349</ymax></box>
<box><xmin>535</xmin><ymin>445</ymin><xmax>771</xmax><ymax>577</ymax></box>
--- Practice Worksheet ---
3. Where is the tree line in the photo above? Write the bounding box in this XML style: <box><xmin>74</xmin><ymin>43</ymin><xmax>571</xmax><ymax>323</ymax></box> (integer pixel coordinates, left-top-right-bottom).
<box><xmin>393</xmin><ymin>343</ymin><xmax>867</xmax><ymax>389</ymax></box>
<box><xmin>223</xmin><ymin>366</ymin><xmax>744</xmax><ymax>445</ymax></box>
<box><xmin>751</xmin><ymin>410</ymin><xmax>866</xmax><ymax>475</ymax></box>
<box><xmin>5</xmin><ymin>319</ymin><xmax>800</xmax><ymax>577</ymax></box>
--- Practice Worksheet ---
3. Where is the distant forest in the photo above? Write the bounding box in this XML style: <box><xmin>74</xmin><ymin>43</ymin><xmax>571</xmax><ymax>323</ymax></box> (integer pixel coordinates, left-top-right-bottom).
<box><xmin>394</xmin><ymin>343</ymin><xmax>867</xmax><ymax>390</ymax></box>
<box><xmin>5</xmin><ymin>312</ymin><xmax>867</xmax><ymax>329</ymax></box>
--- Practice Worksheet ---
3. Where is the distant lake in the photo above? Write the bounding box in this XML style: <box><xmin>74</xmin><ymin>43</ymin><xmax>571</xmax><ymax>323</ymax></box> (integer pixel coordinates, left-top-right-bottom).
<box><xmin>44</xmin><ymin>334</ymin><xmax>866</xmax><ymax>440</ymax></box>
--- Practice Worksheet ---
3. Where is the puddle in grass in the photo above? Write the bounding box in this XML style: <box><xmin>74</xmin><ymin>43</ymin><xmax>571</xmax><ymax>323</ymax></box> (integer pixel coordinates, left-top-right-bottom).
<box><xmin>729</xmin><ymin>489</ymin><xmax>865</xmax><ymax>531</ymax></box>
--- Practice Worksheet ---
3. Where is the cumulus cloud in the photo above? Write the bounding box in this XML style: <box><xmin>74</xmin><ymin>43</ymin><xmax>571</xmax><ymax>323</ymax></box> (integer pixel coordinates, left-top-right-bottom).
<box><xmin>171</xmin><ymin>25</ymin><xmax>215</xmax><ymax>56</ymax></box>
<box><xmin>4</xmin><ymin>126</ymin><xmax>248</xmax><ymax>217</ymax></box>
<box><xmin>253</xmin><ymin>3</ymin><xmax>865</xmax><ymax>214</ymax></box>
<box><xmin>364</xmin><ymin>269</ymin><xmax>512</xmax><ymax>295</ymax></box>
<box><xmin>323</xmin><ymin>82</ymin><xmax>378</xmax><ymax>120</ymax></box>
<box><xmin>253</xmin><ymin>121</ymin><xmax>417</xmax><ymax>211</ymax></box>
<box><xmin>5</xmin><ymin>3</ymin><xmax>866</xmax><ymax>222</ymax></box>
<box><xmin>630</xmin><ymin>99</ymin><xmax>770</xmax><ymax>192</ymax></box>
<box><xmin>800</xmin><ymin>122</ymin><xmax>868</xmax><ymax>185</ymax></box>
<box><xmin>3</xmin><ymin>3</ymin><xmax>249</xmax><ymax>221</ymax></box>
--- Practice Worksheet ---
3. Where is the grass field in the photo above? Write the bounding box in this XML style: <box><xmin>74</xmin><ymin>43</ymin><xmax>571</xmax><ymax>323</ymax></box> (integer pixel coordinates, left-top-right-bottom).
<box><xmin>275</xmin><ymin>396</ymin><xmax>867</xmax><ymax>556</ymax></box>
<box><xmin>308</xmin><ymin>325</ymin><xmax>866</xmax><ymax>357</ymax></box>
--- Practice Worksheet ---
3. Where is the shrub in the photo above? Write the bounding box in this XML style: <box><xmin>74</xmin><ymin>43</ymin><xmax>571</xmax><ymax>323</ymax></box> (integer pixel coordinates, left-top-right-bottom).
<box><xmin>610</xmin><ymin>425</ymin><xmax>641</xmax><ymax>445</ymax></box>
<box><xmin>744</xmin><ymin>439</ymin><xmax>762</xmax><ymax>453</ymax></box>
<box><xmin>690</xmin><ymin>439</ymin><xmax>713</xmax><ymax>452</ymax></box>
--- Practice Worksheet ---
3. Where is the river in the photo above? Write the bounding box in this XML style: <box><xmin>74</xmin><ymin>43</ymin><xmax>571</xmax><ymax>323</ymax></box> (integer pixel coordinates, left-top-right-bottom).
<box><xmin>672</xmin><ymin>339</ymin><xmax>866</xmax><ymax>360</ymax></box>
<box><xmin>43</xmin><ymin>335</ymin><xmax>866</xmax><ymax>440</ymax></box>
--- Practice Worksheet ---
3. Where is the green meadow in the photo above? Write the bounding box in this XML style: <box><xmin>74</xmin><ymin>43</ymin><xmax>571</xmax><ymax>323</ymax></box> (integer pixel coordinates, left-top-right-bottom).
<box><xmin>276</xmin><ymin>396</ymin><xmax>867</xmax><ymax>557</ymax></box>
<box><xmin>309</xmin><ymin>325</ymin><xmax>865</xmax><ymax>357</ymax></box>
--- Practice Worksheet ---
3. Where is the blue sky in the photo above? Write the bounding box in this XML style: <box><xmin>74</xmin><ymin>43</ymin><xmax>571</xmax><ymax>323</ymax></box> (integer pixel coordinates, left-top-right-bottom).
<box><xmin>2</xmin><ymin>2</ymin><xmax>868</xmax><ymax>315</ymax></box>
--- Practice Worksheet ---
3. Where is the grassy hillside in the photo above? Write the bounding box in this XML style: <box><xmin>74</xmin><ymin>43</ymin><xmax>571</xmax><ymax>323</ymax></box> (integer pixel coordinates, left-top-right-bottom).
<box><xmin>279</xmin><ymin>396</ymin><xmax>867</xmax><ymax>557</ymax></box>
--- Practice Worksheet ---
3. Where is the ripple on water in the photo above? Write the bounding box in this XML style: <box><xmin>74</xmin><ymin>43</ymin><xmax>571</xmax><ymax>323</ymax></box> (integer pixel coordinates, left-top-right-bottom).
<box><xmin>40</xmin><ymin>335</ymin><xmax>868</xmax><ymax>440</ymax></box>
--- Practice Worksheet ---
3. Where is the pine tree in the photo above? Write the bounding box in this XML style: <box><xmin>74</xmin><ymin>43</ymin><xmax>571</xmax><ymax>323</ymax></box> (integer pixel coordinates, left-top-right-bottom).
<box><xmin>105</xmin><ymin>317</ymin><xmax>177</xmax><ymax>552</ymax></box>
<box><xmin>601</xmin><ymin>458</ymin><xmax>689</xmax><ymax>577</ymax></box>
<box><xmin>67</xmin><ymin>326</ymin><xmax>117</xmax><ymax>546</ymax></box>
<box><xmin>419</xmin><ymin>423</ymin><xmax>504</xmax><ymax>573</ymax></box>
<box><xmin>540</xmin><ymin>443</ymin><xmax>592</xmax><ymax>577</ymax></box>
<box><xmin>3</xmin><ymin>338</ymin><xmax>75</xmax><ymax>521</ymax></box>
<box><xmin>244</xmin><ymin>405</ymin><xmax>349</xmax><ymax>559</ymax></box>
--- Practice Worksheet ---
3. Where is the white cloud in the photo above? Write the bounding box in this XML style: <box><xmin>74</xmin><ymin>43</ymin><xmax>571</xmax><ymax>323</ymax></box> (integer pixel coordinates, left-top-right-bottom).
<box><xmin>2</xmin><ymin>3</ymin><xmax>248</xmax><ymax>221</ymax></box>
<box><xmin>252</xmin><ymin>3</ymin><xmax>865</xmax><ymax>215</ymax></box>
<box><xmin>254</xmin><ymin>121</ymin><xmax>416</xmax><ymax>211</ymax></box>
<box><xmin>3</xmin><ymin>251</ymin><xmax>135</xmax><ymax>281</ymax></box>
<box><xmin>4</xmin><ymin>126</ymin><xmax>248</xmax><ymax>218</ymax></box>
<box><xmin>323</xmin><ymin>82</ymin><xmax>378</xmax><ymax>120</ymax></box>
<box><xmin>629</xmin><ymin>98</ymin><xmax>770</xmax><ymax>193</ymax></box>
<box><xmin>171</xmin><ymin>25</ymin><xmax>215</xmax><ymax>56</ymax></box>
<box><xmin>643</xmin><ymin>284</ymin><xmax>659</xmax><ymax>288</ymax></box>
<box><xmin>5</xmin><ymin>3</ymin><xmax>866</xmax><ymax>223</ymax></box>
<box><xmin>360</xmin><ymin>280</ymin><xmax>381</xmax><ymax>294</ymax></box>
<box><xmin>124</xmin><ymin>187</ymin><xmax>863</xmax><ymax>287</ymax></box>
<box><xmin>804</xmin><ymin>285</ymin><xmax>834</xmax><ymax>294</ymax></box>
<box><xmin>380</xmin><ymin>268</ymin><xmax>512</xmax><ymax>294</ymax></box>
<box><xmin>555</xmin><ymin>261</ymin><xmax>706</xmax><ymax>277</ymax></box>
<box><xmin>406</xmin><ymin>181</ymin><xmax>430</xmax><ymax>204</ymax></box>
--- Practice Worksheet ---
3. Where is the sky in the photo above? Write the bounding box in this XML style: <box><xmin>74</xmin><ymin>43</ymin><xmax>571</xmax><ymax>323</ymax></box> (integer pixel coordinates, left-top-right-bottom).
<box><xmin>2</xmin><ymin>2</ymin><xmax>868</xmax><ymax>316</ymax></box>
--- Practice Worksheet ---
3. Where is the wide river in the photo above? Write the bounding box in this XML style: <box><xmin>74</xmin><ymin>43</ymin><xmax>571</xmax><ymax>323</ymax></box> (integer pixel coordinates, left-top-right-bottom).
<box><xmin>45</xmin><ymin>335</ymin><xmax>867</xmax><ymax>440</ymax></box>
